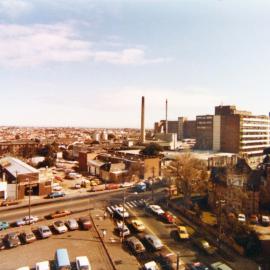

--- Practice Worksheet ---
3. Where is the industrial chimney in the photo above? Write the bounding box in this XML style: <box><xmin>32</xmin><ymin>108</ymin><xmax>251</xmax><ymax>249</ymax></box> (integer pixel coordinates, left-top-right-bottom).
<box><xmin>141</xmin><ymin>96</ymin><xmax>145</xmax><ymax>143</ymax></box>
<box><xmin>165</xmin><ymin>99</ymin><xmax>168</xmax><ymax>134</ymax></box>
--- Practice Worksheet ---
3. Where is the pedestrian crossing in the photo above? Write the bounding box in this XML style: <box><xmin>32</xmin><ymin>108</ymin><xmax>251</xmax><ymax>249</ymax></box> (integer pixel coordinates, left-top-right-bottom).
<box><xmin>106</xmin><ymin>199</ymin><xmax>146</xmax><ymax>214</ymax></box>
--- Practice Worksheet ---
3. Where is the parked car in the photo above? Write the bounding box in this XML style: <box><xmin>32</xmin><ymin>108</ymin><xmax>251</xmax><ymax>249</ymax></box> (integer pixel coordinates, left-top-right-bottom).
<box><xmin>144</xmin><ymin>234</ymin><xmax>164</xmax><ymax>250</ymax></box>
<box><xmin>106</xmin><ymin>183</ymin><xmax>120</xmax><ymax>190</ymax></box>
<box><xmin>74</xmin><ymin>183</ymin><xmax>81</xmax><ymax>189</ymax></box>
<box><xmin>49</xmin><ymin>209</ymin><xmax>71</xmax><ymax>219</ymax></box>
<box><xmin>237</xmin><ymin>213</ymin><xmax>246</xmax><ymax>223</ymax></box>
<box><xmin>35</xmin><ymin>261</ymin><xmax>50</xmax><ymax>270</ymax></box>
<box><xmin>193</xmin><ymin>238</ymin><xmax>216</xmax><ymax>255</ymax></box>
<box><xmin>16</xmin><ymin>215</ymin><xmax>39</xmax><ymax>226</ymax></box>
<box><xmin>186</xmin><ymin>262</ymin><xmax>209</xmax><ymax>270</ymax></box>
<box><xmin>120</xmin><ymin>182</ymin><xmax>134</xmax><ymax>188</ymax></box>
<box><xmin>114</xmin><ymin>206</ymin><xmax>129</xmax><ymax>218</ymax></box>
<box><xmin>130</xmin><ymin>219</ymin><xmax>145</xmax><ymax>232</ymax></box>
<box><xmin>0</xmin><ymin>221</ymin><xmax>9</xmax><ymax>230</ymax></box>
<box><xmin>0</xmin><ymin>238</ymin><xmax>6</xmax><ymax>250</ymax></box>
<box><xmin>66</xmin><ymin>219</ymin><xmax>79</xmax><ymax>231</ymax></box>
<box><xmin>76</xmin><ymin>256</ymin><xmax>91</xmax><ymax>270</ymax></box>
<box><xmin>157</xmin><ymin>250</ymin><xmax>185</xmax><ymax>270</ymax></box>
<box><xmin>177</xmin><ymin>226</ymin><xmax>189</xmax><ymax>240</ymax></box>
<box><xmin>4</xmin><ymin>232</ymin><xmax>21</xmax><ymax>248</ymax></box>
<box><xmin>249</xmin><ymin>215</ymin><xmax>259</xmax><ymax>225</ymax></box>
<box><xmin>115</xmin><ymin>220</ymin><xmax>130</xmax><ymax>237</ymax></box>
<box><xmin>52</xmin><ymin>183</ymin><xmax>62</xmax><ymax>191</ymax></box>
<box><xmin>125</xmin><ymin>236</ymin><xmax>146</xmax><ymax>254</ymax></box>
<box><xmin>78</xmin><ymin>217</ymin><xmax>92</xmax><ymax>230</ymax></box>
<box><xmin>53</xmin><ymin>220</ymin><xmax>68</xmax><ymax>234</ymax></box>
<box><xmin>143</xmin><ymin>261</ymin><xmax>160</xmax><ymax>270</ymax></box>
<box><xmin>135</xmin><ymin>182</ymin><xmax>147</xmax><ymax>192</ymax></box>
<box><xmin>161</xmin><ymin>211</ymin><xmax>175</xmax><ymax>224</ymax></box>
<box><xmin>261</xmin><ymin>215</ymin><xmax>270</xmax><ymax>226</ymax></box>
<box><xmin>20</xmin><ymin>230</ymin><xmax>36</xmax><ymax>244</ymax></box>
<box><xmin>147</xmin><ymin>205</ymin><xmax>165</xmax><ymax>216</ymax></box>
<box><xmin>16</xmin><ymin>267</ymin><xmax>30</xmax><ymax>270</ymax></box>
<box><xmin>47</xmin><ymin>191</ymin><xmax>65</xmax><ymax>199</ymax></box>
<box><xmin>90</xmin><ymin>184</ymin><xmax>106</xmax><ymax>192</ymax></box>
<box><xmin>211</xmin><ymin>262</ymin><xmax>233</xmax><ymax>270</ymax></box>
<box><xmin>38</xmin><ymin>226</ymin><xmax>52</xmax><ymax>239</ymax></box>
<box><xmin>1</xmin><ymin>199</ymin><xmax>19</xmax><ymax>207</ymax></box>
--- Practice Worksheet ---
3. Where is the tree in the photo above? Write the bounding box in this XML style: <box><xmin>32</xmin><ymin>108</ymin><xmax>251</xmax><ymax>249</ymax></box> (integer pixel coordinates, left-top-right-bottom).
<box><xmin>140</xmin><ymin>143</ymin><xmax>163</xmax><ymax>156</ymax></box>
<box><xmin>108</xmin><ymin>133</ymin><xmax>116</xmax><ymax>140</ymax></box>
<box><xmin>164</xmin><ymin>153</ymin><xmax>209</xmax><ymax>207</ymax></box>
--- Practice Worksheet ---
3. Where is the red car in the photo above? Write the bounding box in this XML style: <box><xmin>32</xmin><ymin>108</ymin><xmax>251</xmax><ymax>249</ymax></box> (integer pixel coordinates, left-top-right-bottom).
<box><xmin>161</xmin><ymin>211</ymin><xmax>175</xmax><ymax>224</ymax></box>
<box><xmin>78</xmin><ymin>217</ymin><xmax>92</xmax><ymax>230</ymax></box>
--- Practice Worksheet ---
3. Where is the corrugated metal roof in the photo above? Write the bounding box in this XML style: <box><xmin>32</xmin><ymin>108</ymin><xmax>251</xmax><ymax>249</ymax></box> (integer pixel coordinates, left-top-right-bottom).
<box><xmin>0</xmin><ymin>157</ymin><xmax>38</xmax><ymax>177</ymax></box>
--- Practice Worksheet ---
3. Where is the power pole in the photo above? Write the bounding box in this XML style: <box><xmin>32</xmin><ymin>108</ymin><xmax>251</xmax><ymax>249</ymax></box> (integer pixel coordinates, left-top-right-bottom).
<box><xmin>28</xmin><ymin>178</ymin><xmax>31</xmax><ymax>220</ymax></box>
<box><xmin>121</xmin><ymin>188</ymin><xmax>126</xmax><ymax>243</ymax></box>
<box><xmin>176</xmin><ymin>252</ymin><xmax>180</xmax><ymax>270</ymax></box>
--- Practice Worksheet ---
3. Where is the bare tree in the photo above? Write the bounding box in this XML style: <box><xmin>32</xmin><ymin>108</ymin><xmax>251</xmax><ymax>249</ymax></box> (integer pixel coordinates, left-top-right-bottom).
<box><xmin>163</xmin><ymin>153</ymin><xmax>209</xmax><ymax>207</ymax></box>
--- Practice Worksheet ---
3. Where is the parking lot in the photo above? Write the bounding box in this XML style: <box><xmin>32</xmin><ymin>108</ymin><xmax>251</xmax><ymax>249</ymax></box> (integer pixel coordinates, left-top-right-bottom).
<box><xmin>0</xmin><ymin>212</ymin><xmax>114</xmax><ymax>270</ymax></box>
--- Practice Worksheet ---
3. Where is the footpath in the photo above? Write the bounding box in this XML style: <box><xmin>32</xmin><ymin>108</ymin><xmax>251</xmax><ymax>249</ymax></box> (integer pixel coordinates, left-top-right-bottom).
<box><xmin>90</xmin><ymin>208</ymin><xmax>140</xmax><ymax>270</ymax></box>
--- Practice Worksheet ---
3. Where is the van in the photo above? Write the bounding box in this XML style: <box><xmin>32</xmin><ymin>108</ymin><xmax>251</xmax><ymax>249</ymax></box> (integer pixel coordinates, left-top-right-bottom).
<box><xmin>54</xmin><ymin>248</ymin><xmax>71</xmax><ymax>270</ymax></box>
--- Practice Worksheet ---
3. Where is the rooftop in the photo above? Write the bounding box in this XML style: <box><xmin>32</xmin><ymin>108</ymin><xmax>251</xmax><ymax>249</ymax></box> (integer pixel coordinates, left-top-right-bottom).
<box><xmin>0</xmin><ymin>157</ymin><xmax>38</xmax><ymax>177</ymax></box>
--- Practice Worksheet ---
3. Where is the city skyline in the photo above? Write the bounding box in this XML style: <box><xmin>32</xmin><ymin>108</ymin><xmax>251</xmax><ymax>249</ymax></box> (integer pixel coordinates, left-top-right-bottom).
<box><xmin>1</xmin><ymin>0</ymin><xmax>270</xmax><ymax>127</ymax></box>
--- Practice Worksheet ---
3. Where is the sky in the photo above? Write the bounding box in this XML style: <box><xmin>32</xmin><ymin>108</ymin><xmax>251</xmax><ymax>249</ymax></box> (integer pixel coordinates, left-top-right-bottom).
<box><xmin>0</xmin><ymin>0</ymin><xmax>270</xmax><ymax>128</ymax></box>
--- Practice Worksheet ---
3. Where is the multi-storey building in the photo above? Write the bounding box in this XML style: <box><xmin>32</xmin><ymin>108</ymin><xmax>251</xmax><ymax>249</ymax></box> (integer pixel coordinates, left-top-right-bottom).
<box><xmin>214</xmin><ymin>105</ymin><xmax>270</xmax><ymax>161</ymax></box>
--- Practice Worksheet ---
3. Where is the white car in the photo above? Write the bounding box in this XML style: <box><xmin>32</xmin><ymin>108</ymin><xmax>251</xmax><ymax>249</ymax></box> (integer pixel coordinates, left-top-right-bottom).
<box><xmin>144</xmin><ymin>234</ymin><xmax>164</xmax><ymax>250</ymax></box>
<box><xmin>66</xmin><ymin>219</ymin><xmax>79</xmax><ymax>230</ymax></box>
<box><xmin>16</xmin><ymin>267</ymin><xmax>30</xmax><ymax>270</ymax></box>
<box><xmin>52</xmin><ymin>183</ymin><xmax>62</xmax><ymax>191</ymax></box>
<box><xmin>76</xmin><ymin>256</ymin><xmax>91</xmax><ymax>270</ymax></box>
<box><xmin>16</xmin><ymin>215</ymin><xmax>39</xmax><ymax>226</ymax></box>
<box><xmin>238</xmin><ymin>213</ymin><xmax>246</xmax><ymax>223</ymax></box>
<box><xmin>144</xmin><ymin>261</ymin><xmax>160</xmax><ymax>270</ymax></box>
<box><xmin>120</xmin><ymin>182</ymin><xmax>134</xmax><ymax>188</ymax></box>
<box><xmin>147</xmin><ymin>205</ymin><xmax>165</xmax><ymax>216</ymax></box>
<box><xmin>211</xmin><ymin>261</ymin><xmax>232</xmax><ymax>270</ymax></box>
<box><xmin>53</xmin><ymin>220</ymin><xmax>68</xmax><ymax>234</ymax></box>
<box><xmin>116</xmin><ymin>221</ymin><xmax>130</xmax><ymax>237</ymax></box>
<box><xmin>38</xmin><ymin>226</ymin><xmax>52</xmax><ymax>239</ymax></box>
<box><xmin>114</xmin><ymin>206</ymin><xmax>129</xmax><ymax>218</ymax></box>
<box><xmin>261</xmin><ymin>215</ymin><xmax>270</xmax><ymax>226</ymax></box>
<box><xmin>35</xmin><ymin>261</ymin><xmax>50</xmax><ymax>270</ymax></box>
<box><xmin>74</xmin><ymin>183</ymin><xmax>81</xmax><ymax>189</ymax></box>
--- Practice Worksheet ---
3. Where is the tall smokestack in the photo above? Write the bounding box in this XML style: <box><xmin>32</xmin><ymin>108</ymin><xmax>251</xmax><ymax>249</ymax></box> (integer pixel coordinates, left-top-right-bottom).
<box><xmin>141</xmin><ymin>96</ymin><xmax>145</xmax><ymax>143</ymax></box>
<box><xmin>165</xmin><ymin>99</ymin><xmax>168</xmax><ymax>134</ymax></box>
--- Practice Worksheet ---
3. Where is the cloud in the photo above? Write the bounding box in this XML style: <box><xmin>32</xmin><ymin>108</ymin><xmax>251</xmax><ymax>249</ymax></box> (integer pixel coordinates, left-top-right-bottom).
<box><xmin>0</xmin><ymin>0</ymin><xmax>32</xmax><ymax>18</ymax></box>
<box><xmin>0</xmin><ymin>23</ymin><xmax>170</xmax><ymax>67</ymax></box>
<box><xmin>94</xmin><ymin>48</ymin><xmax>170</xmax><ymax>65</ymax></box>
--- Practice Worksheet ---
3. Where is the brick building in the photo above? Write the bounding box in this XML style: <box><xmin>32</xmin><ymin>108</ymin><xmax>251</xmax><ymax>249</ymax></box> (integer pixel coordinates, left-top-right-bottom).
<box><xmin>0</xmin><ymin>157</ymin><xmax>51</xmax><ymax>200</ymax></box>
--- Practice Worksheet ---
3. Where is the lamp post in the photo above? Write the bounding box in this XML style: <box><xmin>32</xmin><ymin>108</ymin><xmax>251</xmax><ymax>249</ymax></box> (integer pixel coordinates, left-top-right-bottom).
<box><xmin>121</xmin><ymin>188</ymin><xmax>126</xmax><ymax>243</ymax></box>
<box><xmin>216</xmin><ymin>199</ymin><xmax>226</xmax><ymax>250</ymax></box>
<box><xmin>27</xmin><ymin>177</ymin><xmax>32</xmax><ymax>221</ymax></box>
<box><xmin>176</xmin><ymin>252</ymin><xmax>180</xmax><ymax>270</ymax></box>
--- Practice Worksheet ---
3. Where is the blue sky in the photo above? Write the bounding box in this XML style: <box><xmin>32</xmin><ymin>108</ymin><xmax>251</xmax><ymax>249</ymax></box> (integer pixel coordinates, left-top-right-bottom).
<box><xmin>0</xmin><ymin>0</ymin><xmax>269</xmax><ymax>128</ymax></box>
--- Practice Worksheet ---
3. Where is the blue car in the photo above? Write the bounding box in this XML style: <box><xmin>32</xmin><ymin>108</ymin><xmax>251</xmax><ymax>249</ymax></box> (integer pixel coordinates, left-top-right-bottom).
<box><xmin>0</xmin><ymin>221</ymin><xmax>9</xmax><ymax>231</ymax></box>
<box><xmin>47</xmin><ymin>191</ymin><xmax>65</xmax><ymax>199</ymax></box>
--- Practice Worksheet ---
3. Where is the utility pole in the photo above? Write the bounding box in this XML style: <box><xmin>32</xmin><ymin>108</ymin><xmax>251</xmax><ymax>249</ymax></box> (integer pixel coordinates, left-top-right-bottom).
<box><xmin>151</xmin><ymin>167</ymin><xmax>155</xmax><ymax>202</ymax></box>
<box><xmin>121</xmin><ymin>188</ymin><xmax>126</xmax><ymax>243</ymax></box>
<box><xmin>28</xmin><ymin>178</ymin><xmax>32</xmax><ymax>220</ymax></box>
<box><xmin>176</xmin><ymin>252</ymin><xmax>180</xmax><ymax>270</ymax></box>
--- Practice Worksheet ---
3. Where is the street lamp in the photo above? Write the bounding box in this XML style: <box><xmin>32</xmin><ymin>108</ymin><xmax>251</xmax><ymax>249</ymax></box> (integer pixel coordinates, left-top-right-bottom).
<box><xmin>216</xmin><ymin>199</ymin><xmax>226</xmax><ymax>250</ymax></box>
<box><xmin>176</xmin><ymin>252</ymin><xmax>180</xmax><ymax>270</ymax></box>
